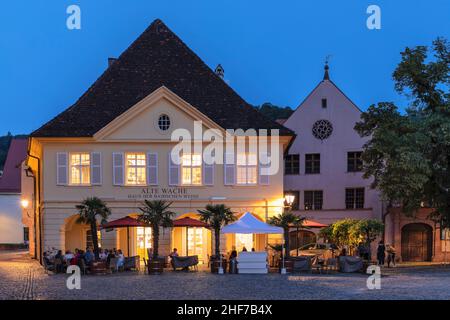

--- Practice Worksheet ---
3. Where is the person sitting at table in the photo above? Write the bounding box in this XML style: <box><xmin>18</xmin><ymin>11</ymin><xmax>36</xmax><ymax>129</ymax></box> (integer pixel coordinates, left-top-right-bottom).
<box><xmin>43</xmin><ymin>252</ymin><xmax>54</xmax><ymax>269</ymax></box>
<box><xmin>71</xmin><ymin>249</ymin><xmax>83</xmax><ymax>266</ymax></box>
<box><xmin>54</xmin><ymin>250</ymin><xmax>64</xmax><ymax>273</ymax></box>
<box><xmin>84</xmin><ymin>248</ymin><xmax>95</xmax><ymax>265</ymax></box>
<box><xmin>106</xmin><ymin>250</ymin><xmax>116</xmax><ymax>267</ymax></box>
<box><xmin>64</xmin><ymin>250</ymin><xmax>74</xmax><ymax>264</ymax></box>
<box><xmin>251</xmin><ymin>248</ymin><xmax>255</xmax><ymax>252</ymax></box>
<box><xmin>117</xmin><ymin>249</ymin><xmax>125</xmax><ymax>271</ymax></box>
<box><xmin>242</xmin><ymin>246</ymin><xmax>247</xmax><ymax>252</ymax></box>
<box><xmin>169</xmin><ymin>248</ymin><xmax>179</xmax><ymax>258</ymax></box>
<box><xmin>99</xmin><ymin>249</ymin><xmax>108</xmax><ymax>261</ymax></box>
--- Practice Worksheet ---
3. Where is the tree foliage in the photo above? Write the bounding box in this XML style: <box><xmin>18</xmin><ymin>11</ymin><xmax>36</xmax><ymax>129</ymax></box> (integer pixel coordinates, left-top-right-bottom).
<box><xmin>268</xmin><ymin>210</ymin><xmax>305</xmax><ymax>258</ymax></box>
<box><xmin>198</xmin><ymin>204</ymin><xmax>236</xmax><ymax>257</ymax></box>
<box><xmin>75</xmin><ymin>197</ymin><xmax>111</xmax><ymax>260</ymax></box>
<box><xmin>355</xmin><ymin>38</ymin><xmax>450</xmax><ymax>225</ymax></box>
<box><xmin>319</xmin><ymin>218</ymin><xmax>384</xmax><ymax>253</ymax></box>
<box><xmin>255</xmin><ymin>103</ymin><xmax>293</xmax><ymax>121</ymax></box>
<box><xmin>138</xmin><ymin>200</ymin><xmax>176</xmax><ymax>259</ymax></box>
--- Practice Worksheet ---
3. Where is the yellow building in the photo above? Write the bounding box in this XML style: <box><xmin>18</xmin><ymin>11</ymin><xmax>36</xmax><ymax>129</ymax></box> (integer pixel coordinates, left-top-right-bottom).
<box><xmin>22</xmin><ymin>20</ymin><xmax>294</xmax><ymax>264</ymax></box>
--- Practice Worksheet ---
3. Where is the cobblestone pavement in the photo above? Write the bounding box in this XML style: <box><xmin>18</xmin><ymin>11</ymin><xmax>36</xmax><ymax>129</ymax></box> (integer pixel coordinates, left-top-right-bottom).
<box><xmin>1</xmin><ymin>251</ymin><xmax>450</xmax><ymax>300</ymax></box>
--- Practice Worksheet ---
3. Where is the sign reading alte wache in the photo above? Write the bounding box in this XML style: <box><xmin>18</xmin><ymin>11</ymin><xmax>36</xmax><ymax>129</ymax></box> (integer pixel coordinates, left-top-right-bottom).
<box><xmin>127</xmin><ymin>187</ymin><xmax>199</xmax><ymax>200</ymax></box>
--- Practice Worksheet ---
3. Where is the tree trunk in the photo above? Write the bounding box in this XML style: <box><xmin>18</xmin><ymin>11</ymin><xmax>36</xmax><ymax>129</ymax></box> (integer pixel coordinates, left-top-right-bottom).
<box><xmin>91</xmin><ymin>221</ymin><xmax>100</xmax><ymax>260</ymax></box>
<box><xmin>284</xmin><ymin>227</ymin><xmax>290</xmax><ymax>258</ymax></box>
<box><xmin>215</xmin><ymin>228</ymin><xmax>221</xmax><ymax>258</ymax></box>
<box><xmin>153</xmin><ymin>225</ymin><xmax>159</xmax><ymax>259</ymax></box>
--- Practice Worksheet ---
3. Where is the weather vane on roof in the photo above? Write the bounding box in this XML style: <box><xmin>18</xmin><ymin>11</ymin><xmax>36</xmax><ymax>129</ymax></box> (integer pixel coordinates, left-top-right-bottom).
<box><xmin>324</xmin><ymin>54</ymin><xmax>332</xmax><ymax>80</ymax></box>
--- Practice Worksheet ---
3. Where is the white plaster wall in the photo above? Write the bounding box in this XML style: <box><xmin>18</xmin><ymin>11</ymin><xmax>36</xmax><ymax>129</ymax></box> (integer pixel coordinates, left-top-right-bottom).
<box><xmin>0</xmin><ymin>194</ymin><xmax>24</xmax><ymax>243</ymax></box>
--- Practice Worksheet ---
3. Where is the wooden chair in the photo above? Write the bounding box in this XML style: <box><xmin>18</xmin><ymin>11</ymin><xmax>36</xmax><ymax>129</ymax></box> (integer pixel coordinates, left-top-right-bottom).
<box><xmin>43</xmin><ymin>258</ymin><xmax>55</xmax><ymax>274</ymax></box>
<box><xmin>143</xmin><ymin>257</ymin><xmax>148</xmax><ymax>274</ymax></box>
<box><xmin>78</xmin><ymin>259</ymin><xmax>89</xmax><ymax>275</ymax></box>
<box><xmin>311</xmin><ymin>256</ymin><xmax>325</xmax><ymax>274</ymax></box>
<box><xmin>109</xmin><ymin>258</ymin><xmax>118</xmax><ymax>273</ymax></box>
<box><xmin>324</xmin><ymin>258</ymin><xmax>338</xmax><ymax>273</ymax></box>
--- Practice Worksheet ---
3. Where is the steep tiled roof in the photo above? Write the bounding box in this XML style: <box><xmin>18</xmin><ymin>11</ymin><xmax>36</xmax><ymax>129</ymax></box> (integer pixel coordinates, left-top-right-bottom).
<box><xmin>0</xmin><ymin>139</ymin><xmax>28</xmax><ymax>193</ymax></box>
<box><xmin>32</xmin><ymin>19</ymin><xmax>293</xmax><ymax>137</ymax></box>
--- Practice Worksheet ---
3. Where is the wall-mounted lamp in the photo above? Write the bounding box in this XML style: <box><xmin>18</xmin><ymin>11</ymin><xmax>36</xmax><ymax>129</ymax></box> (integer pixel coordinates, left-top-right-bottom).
<box><xmin>21</xmin><ymin>199</ymin><xmax>29</xmax><ymax>209</ymax></box>
<box><xmin>284</xmin><ymin>194</ymin><xmax>295</xmax><ymax>207</ymax></box>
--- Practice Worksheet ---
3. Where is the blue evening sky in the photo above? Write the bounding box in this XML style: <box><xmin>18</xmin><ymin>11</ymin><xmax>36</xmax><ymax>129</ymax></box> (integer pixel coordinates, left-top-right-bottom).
<box><xmin>1</xmin><ymin>0</ymin><xmax>449</xmax><ymax>134</ymax></box>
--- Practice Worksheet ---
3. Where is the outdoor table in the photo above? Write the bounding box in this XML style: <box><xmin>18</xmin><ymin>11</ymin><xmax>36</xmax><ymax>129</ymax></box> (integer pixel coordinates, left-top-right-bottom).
<box><xmin>338</xmin><ymin>256</ymin><xmax>363</xmax><ymax>273</ymax></box>
<box><xmin>171</xmin><ymin>255</ymin><xmax>199</xmax><ymax>270</ymax></box>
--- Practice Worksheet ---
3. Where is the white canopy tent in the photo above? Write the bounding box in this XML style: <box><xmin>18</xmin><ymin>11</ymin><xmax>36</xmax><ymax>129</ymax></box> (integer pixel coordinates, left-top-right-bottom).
<box><xmin>222</xmin><ymin>212</ymin><xmax>286</xmax><ymax>274</ymax></box>
<box><xmin>222</xmin><ymin>212</ymin><xmax>283</xmax><ymax>234</ymax></box>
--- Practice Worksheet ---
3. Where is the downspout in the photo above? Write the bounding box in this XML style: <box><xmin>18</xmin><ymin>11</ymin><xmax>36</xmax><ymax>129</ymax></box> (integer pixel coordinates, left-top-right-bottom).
<box><xmin>26</xmin><ymin>138</ymin><xmax>42</xmax><ymax>264</ymax></box>
<box><xmin>25</xmin><ymin>168</ymin><xmax>37</xmax><ymax>259</ymax></box>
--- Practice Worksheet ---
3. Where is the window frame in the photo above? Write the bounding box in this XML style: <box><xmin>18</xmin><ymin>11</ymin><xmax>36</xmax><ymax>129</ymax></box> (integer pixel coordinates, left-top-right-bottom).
<box><xmin>345</xmin><ymin>188</ymin><xmax>365</xmax><ymax>209</ymax></box>
<box><xmin>125</xmin><ymin>152</ymin><xmax>147</xmax><ymax>186</ymax></box>
<box><xmin>284</xmin><ymin>154</ymin><xmax>300</xmax><ymax>175</ymax></box>
<box><xmin>181</xmin><ymin>153</ymin><xmax>202</xmax><ymax>186</ymax></box>
<box><xmin>347</xmin><ymin>151</ymin><xmax>363</xmax><ymax>172</ymax></box>
<box><xmin>69</xmin><ymin>152</ymin><xmax>91</xmax><ymax>185</ymax></box>
<box><xmin>305</xmin><ymin>153</ymin><xmax>320</xmax><ymax>174</ymax></box>
<box><xmin>236</xmin><ymin>153</ymin><xmax>258</xmax><ymax>185</ymax></box>
<box><xmin>304</xmin><ymin>190</ymin><xmax>323</xmax><ymax>210</ymax></box>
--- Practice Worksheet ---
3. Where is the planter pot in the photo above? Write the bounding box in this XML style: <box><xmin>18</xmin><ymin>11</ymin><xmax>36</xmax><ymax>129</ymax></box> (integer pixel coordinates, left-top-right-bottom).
<box><xmin>279</xmin><ymin>259</ymin><xmax>294</xmax><ymax>273</ymax></box>
<box><xmin>211</xmin><ymin>258</ymin><xmax>228</xmax><ymax>274</ymax></box>
<box><xmin>148</xmin><ymin>260</ymin><xmax>165</xmax><ymax>275</ymax></box>
<box><xmin>91</xmin><ymin>261</ymin><xmax>107</xmax><ymax>275</ymax></box>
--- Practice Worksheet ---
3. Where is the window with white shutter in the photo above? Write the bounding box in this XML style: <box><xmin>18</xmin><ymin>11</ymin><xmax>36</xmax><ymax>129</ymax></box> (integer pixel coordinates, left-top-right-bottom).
<box><xmin>147</xmin><ymin>152</ymin><xmax>158</xmax><ymax>185</ymax></box>
<box><xmin>112</xmin><ymin>152</ymin><xmax>124</xmax><ymax>186</ymax></box>
<box><xmin>56</xmin><ymin>152</ymin><xmax>68</xmax><ymax>185</ymax></box>
<box><xmin>224</xmin><ymin>152</ymin><xmax>236</xmax><ymax>185</ymax></box>
<box><xmin>203</xmin><ymin>161</ymin><xmax>214</xmax><ymax>186</ymax></box>
<box><xmin>91</xmin><ymin>152</ymin><xmax>102</xmax><ymax>185</ymax></box>
<box><xmin>168</xmin><ymin>152</ymin><xmax>180</xmax><ymax>186</ymax></box>
<box><xmin>259</xmin><ymin>152</ymin><xmax>270</xmax><ymax>185</ymax></box>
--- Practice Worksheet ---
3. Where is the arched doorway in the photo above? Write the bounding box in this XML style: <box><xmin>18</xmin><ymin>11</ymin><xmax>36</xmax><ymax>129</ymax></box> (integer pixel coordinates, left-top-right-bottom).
<box><xmin>289</xmin><ymin>230</ymin><xmax>317</xmax><ymax>254</ymax></box>
<box><xmin>401</xmin><ymin>223</ymin><xmax>432</xmax><ymax>262</ymax></box>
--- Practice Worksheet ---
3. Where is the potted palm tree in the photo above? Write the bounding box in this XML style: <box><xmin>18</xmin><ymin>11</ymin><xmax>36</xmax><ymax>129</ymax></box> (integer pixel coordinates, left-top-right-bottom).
<box><xmin>75</xmin><ymin>197</ymin><xmax>111</xmax><ymax>260</ymax></box>
<box><xmin>198</xmin><ymin>204</ymin><xmax>236</xmax><ymax>273</ymax></box>
<box><xmin>268</xmin><ymin>210</ymin><xmax>304</xmax><ymax>273</ymax></box>
<box><xmin>138</xmin><ymin>200</ymin><xmax>176</xmax><ymax>274</ymax></box>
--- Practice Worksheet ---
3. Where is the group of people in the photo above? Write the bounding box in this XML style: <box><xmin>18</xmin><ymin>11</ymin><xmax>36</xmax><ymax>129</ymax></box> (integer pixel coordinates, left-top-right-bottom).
<box><xmin>377</xmin><ymin>240</ymin><xmax>396</xmax><ymax>267</ymax></box>
<box><xmin>43</xmin><ymin>247</ymin><xmax>126</xmax><ymax>273</ymax></box>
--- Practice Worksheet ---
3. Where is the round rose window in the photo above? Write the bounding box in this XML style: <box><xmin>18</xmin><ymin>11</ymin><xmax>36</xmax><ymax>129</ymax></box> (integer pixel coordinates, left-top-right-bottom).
<box><xmin>312</xmin><ymin>119</ymin><xmax>333</xmax><ymax>140</ymax></box>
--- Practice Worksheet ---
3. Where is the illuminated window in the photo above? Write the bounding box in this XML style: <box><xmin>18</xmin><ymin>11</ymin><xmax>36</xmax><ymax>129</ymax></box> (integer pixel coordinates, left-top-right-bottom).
<box><xmin>126</xmin><ymin>153</ymin><xmax>146</xmax><ymax>185</ymax></box>
<box><xmin>182</xmin><ymin>153</ymin><xmax>202</xmax><ymax>185</ymax></box>
<box><xmin>70</xmin><ymin>153</ymin><xmax>90</xmax><ymax>185</ymax></box>
<box><xmin>236</xmin><ymin>153</ymin><xmax>257</xmax><ymax>185</ymax></box>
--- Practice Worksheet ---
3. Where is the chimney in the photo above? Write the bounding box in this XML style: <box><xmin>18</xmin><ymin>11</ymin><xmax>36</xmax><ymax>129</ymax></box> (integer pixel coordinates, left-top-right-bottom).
<box><xmin>215</xmin><ymin>64</ymin><xmax>224</xmax><ymax>79</ymax></box>
<box><xmin>108</xmin><ymin>57</ymin><xmax>117</xmax><ymax>67</ymax></box>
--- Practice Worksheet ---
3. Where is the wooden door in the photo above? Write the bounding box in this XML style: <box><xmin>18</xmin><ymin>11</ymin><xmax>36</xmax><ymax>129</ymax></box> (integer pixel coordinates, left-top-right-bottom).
<box><xmin>401</xmin><ymin>223</ymin><xmax>432</xmax><ymax>261</ymax></box>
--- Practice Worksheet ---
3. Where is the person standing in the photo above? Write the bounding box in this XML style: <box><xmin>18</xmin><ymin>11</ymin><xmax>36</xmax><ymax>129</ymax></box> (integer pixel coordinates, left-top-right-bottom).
<box><xmin>386</xmin><ymin>244</ymin><xmax>396</xmax><ymax>267</ymax></box>
<box><xmin>377</xmin><ymin>240</ymin><xmax>386</xmax><ymax>266</ymax></box>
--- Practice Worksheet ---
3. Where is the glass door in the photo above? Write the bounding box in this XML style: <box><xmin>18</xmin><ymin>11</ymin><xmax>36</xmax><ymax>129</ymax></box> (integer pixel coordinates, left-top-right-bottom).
<box><xmin>136</xmin><ymin>227</ymin><xmax>152</xmax><ymax>260</ymax></box>
<box><xmin>187</xmin><ymin>227</ymin><xmax>204</xmax><ymax>263</ymax></box>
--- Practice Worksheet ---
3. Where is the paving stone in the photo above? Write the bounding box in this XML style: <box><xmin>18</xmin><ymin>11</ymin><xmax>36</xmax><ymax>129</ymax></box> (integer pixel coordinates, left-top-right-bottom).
<box><xmin>1</xmin><ymin>251</ymin><xmax>450</xmax><ymax>300</ymax></box>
